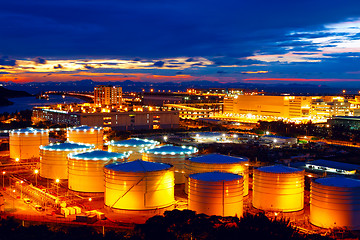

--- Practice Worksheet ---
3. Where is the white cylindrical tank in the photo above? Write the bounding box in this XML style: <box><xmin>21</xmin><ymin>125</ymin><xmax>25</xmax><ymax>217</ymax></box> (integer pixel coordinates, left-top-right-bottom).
<box><xmin>68</xmin><ymin>150</ymin><xmax>129</xmax><ymax>193</ymax></box>
<box><xmin>253</xmin><ymin>165</ymin><xmax>304</xmax><ymax>212</ymax></box>
<box><xmin>143</xmin><ymin>145</ymin><xmax>198</xmax><ymax>184</ymax></box>
<box><xmin>310</xmin><ymin>177</ymin><xmax>360</xmax><ymax>230</ymax></box>
<box><xmin>185</xmin><ymin>154</ymin><xmax>249</xmax><ymax>196</ymax></box>
<box><xmin>104</xmin><ymin>160</ymin><xmax>175</xmax><ymax>210</ymax></box>
<box><xmin>107</xmin><ymin>138</ymin><xmax>159</xmax><ymax>161</ymax></box>
<box><xmin>188</xmin><ymin>172</ymin><xmax>243</xmax><ymax>217</ymax></box>
<box><xmin>40</xmin><ymin>142</ymin><xmax>95</xmax><ymax>180</ymax></box>
<box><xmin>67</xmin><ymin>125</ymin><xmax>103</xmax><ymax>149</ymax></box>
<box><xmin>9</xmin><ymin>128</ymin><xmax>49</xmax><ymax>160</ymax></box>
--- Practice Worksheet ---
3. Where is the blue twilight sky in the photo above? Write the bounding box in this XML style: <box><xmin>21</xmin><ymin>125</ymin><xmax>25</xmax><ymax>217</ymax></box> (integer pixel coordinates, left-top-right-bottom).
<box><xmin>0</xmin><ymin>0</ymin><xmax>360</xmax><ymax>87</ymax></box>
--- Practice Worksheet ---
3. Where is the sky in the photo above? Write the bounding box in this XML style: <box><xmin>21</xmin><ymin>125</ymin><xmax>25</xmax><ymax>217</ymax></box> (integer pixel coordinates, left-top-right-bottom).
<box><xmin>1</xmin><ymin>0</ymin><xmax>360</xmax><ymax>88</ymax></box>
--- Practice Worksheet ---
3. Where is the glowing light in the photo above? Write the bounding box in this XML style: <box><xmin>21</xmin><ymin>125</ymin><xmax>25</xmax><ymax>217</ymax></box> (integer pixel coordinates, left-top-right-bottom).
<box><xmin>34</xmin><ymin>169</ymin><xmax>39</xmax><ymax>174</ymax></box>
<box><xmin>55</xmin><ymin>179</ymin><xmax>60</xmax><ymax>183</ymax></box>
<box><xmin>89</xmin><ymin>198</ymin><xmax>92</xmax><ymax>202</ymax></box>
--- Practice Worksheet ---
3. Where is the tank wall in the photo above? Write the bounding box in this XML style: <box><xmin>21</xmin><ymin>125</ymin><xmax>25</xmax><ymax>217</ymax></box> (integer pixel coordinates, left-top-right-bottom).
<box><xmin>185</xmin><ymin>161</ymin><xmax>249</xmax><ymax>196</ymax></box>
<box><xmin>108</xmin><ymin>145</ymin><xmax>142</xmax><ymax>161</ymax></box>
<box><xmin>310</xmin><ymin>181</ymin><xmax>360</xmax><ymax>230</ymax></box>
<box><xmin>68</xmin><ymin>158</ymin><xmax>118</xmax><ymax>192</ymax></box>
<box><xmin>10</xmin><ymin>133</ymin><xmax>49</xmax><ymax>159</ymax></box>
<box><xmin>105</xmin><ymin>169</ymin><xmax>174</xmax><ymax>210</ymax></box>
<box><xmin>67</xmin><ymin>130</ymin><xmax>103</xmax><ymax>149</ymax></box>
<box><xmin>143</xmin><ymin>153</ymin><xmax>187</xmax><ymax>184</ymax></box>
<box><xmin>188</xmin><ymin>178</ymin><xmax>243</xmax><ymax>217</ymax></box>
<box><xmin>252</xmin><ymin>169</ymin><xmax>304</xmax><ymax>212</ymax></box>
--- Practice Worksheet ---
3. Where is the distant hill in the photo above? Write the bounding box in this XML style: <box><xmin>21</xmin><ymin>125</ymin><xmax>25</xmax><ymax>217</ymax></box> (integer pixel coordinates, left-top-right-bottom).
<box><xmin>0</xmin><ymin>86</ymin><xmax>32</xmax><ymax>106</ymax></box>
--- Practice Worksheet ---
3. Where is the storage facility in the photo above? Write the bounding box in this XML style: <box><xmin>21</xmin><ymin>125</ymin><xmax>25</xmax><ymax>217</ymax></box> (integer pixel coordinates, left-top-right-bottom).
<box><xmin>104</xmin><ymin>160</ymin><xmax>174</xmax><ymax>210</ymax></box>
<box><xmin>68</xmin><ymin>150</ymin><xmax>129</xmax><ymax>193</ymax></box>
<box><xmin>184</xmin><ymin>154</ymin><xmax>249</xmax><ymax>195</ymax></box>
<box><xmin>142</xmin><ymin>145</ymin><xmax>198</xmax><ymax>184</ymax></box>
<box><xmin>39</xmin><ymin>142</ymin><xmax>95</xmax><ymax>180</ymax></box>
<box><xmin>253</xmin><ymin>165</ymin><xmax>304</xmax><ymax>212</ymax></box>
<box><xmin>107</xmin><ymin>138</ymin><xmax>159</xmax><ymax>161</ymax></box>
<box><xmin>67</xmin><ymin>125</ymin><xmax>103</xmax><ymax>149</ymax></box>
<box><xmin>9</xmin><ymin>128</ymin><xmax>49</xmax><ymax>160</ymax></box>
<box><xmin>310</xmin><ymin>177</ymin><xmax>360</xmax><ymax>230</ymax></box>
<box><xmin>188</xmin><ymin>171</ymin><xmax>243</xmax><ymax>217</ymax></box>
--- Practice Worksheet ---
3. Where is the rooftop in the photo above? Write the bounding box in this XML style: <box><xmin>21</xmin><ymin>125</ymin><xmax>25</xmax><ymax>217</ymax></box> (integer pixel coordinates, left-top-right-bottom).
<box><xmin>68</xmin><ymin>125</ymin><xmax>103</xmax><ymax>131</ymax></box>
<box><xmin>188</xmin><ymin>153</ymin><xmax>248</xmax><ymax>164</ymax></box>
<box><xmin>190</xmin><ymin>171</ymin><xmax>243</xmax><ymax>182</ymax></box>
<box><xmin>69</xmin><ymin>150</ymin><xmax>129</xmax><ymax>161</ymax></box>
<box><xmin>104</xmin><ymin>160</ymin><xmax>172</xmax><ymax>172</ymax></box>
<box><xmin>314</xmin><ymin>176</ymin><xmax>360</xmax><ymax>188</ymax></box>
<box><xmin>144</xmin><ymin>145</ymin><xmax>198</xmax><ymax>155</ymax></box>
<box><xmin>10</xmin><ymin>127</ymin><xmax>48</xmax><ymax>134</ymax></box>
<box><xmin>306</xmin><ymin>159</ymin><xmax>360</xmax><ymax>171</ymax></box>
<box><xmin>262</xmin><ymin>135</ymin><xmax>294</xmax><ymax>139</ymax></box>
<box><xmin>40</xmin><ymin>142</ymin><xmax>94</xmax><ymax>151</ymax></box>
<box><xmin>257</xmin><ymin>165</ymin><xmax>304</xmax><ymax>174</ymax></box>
<box><xmin>107</xmin><ymin>138</ymin><xmax>159</xmax><ymax>147</ymax></box>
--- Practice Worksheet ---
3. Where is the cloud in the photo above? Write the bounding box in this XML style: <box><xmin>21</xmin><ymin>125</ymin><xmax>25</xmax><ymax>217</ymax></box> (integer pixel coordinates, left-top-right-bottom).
<box><xmin>33</xmin><ymin>57</ymin><xmax>47</xmax><ymax>64</ymax></box>
<box><xmin>153</xmin><ymin>61</ymin><xmax>165</xmax><ymax>67</ymax></box>
<box><xmin>84</xmin><ymin>65</ymin><xmax>94</xmax><ymax>69</ymax></box>
<box><xmin>0</xmin><ymin>56</ymin><xmax>16</xmax><ymax>66</ymax></box>
<box><xmin>53</xmin><ymin>64</ymin><xmax>63</xmax><ymax>69</ymax></box>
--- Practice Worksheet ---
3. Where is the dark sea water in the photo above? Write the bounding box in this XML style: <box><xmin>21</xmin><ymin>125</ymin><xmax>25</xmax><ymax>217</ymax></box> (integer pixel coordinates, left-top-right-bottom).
<box><xmin>0</xmin><ymin>95</ymin><xmax>85</xmax><ymax>114</ymax></box>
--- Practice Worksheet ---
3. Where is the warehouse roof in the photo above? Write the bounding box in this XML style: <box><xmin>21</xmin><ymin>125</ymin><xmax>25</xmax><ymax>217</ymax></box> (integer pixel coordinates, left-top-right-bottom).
<box><xmin>105</xmin><ymin>160</ymin><xmax>171</xmax><ymax>172</ymax></box>
<box><xmin>190</xmin><ymin>171</ymin><xmax>243</xmax><ymax>182</ymax></box>
<box><xmin>306</xmin><ymin>159</ymin><xmax>360</xmax><ymax>172</ymax></box>
<box><xmin>315</xmin><ymin>176</ymin><xmax>360</xmax><ymax>188</ymax></box>
<box><xmin>69</xmin><ymin>150</ymin><xmax>129</xmax><ymax>161</ymax></box>
<box><xmin>257</xmin><ymin>165</ymin><xmax>303</xmax><ymax>174</ymax></box>
<box><xmin>188</xmin><ymin>154</ymin><xmax>248</xmax><ymax>164</ymax></box>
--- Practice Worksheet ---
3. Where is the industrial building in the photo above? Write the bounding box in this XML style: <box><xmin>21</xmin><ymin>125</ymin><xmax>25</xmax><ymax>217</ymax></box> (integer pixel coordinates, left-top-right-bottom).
<box><xmin>67</xmin><ymin>125</ymin><xmax>103</xmax><ymax>149</ymax></box>
<box><xmin>328</xmin><ymin>116</ymin><xmax>360</xmax><ymax>130</ymax></box>
<box><xmin>185</xmin><ymin>154</ymin><xmax>249</xmax><ymax>196</ymax></box>
<box><xmin>9</xmin><ymin>128</ymin><xmax>49</xmax><ymax>160</ymax></box>
<box><xmin>305</xmin><ymin>159</ymin><xmax>360</xmax><ymax>175</ymax></box>
<box><xmin>188</xmin><ymin>172</ymin><xmax>243</xmax><ymax>217</ymax></box>
<box><xmin>253</xmin><ymin>165</ymin><xmax>305</xmax><ymax>212</ymax></box>
<box><xmin>68</xmin><ymin>150</ymin><xmax>129</xmax><ymax>193</ymax></box>
<box><xmin>142</xmin><ymin>145</ymin><xmax>198</xmax><ymax>184</ymax></box>
<box><xmin>260</xmin><ymin>135</ymin><xmax>297</xmax><ymax>145</ymax></box>
<box><xmin>107</xmin><ymin>138</ymin><xmax>159</xmax><ymax>161</ymax></box>
<box><xmin>310</xmin><ymin>176</ymin><xmax>360</xmax><ymax>230</ymax></box>
<box><xmin>94</xmin><ymin>85</ymin><xmax>122</xmax><ymax>106</ymax></box>
<box><xmin>104</xmin><ymin>160</ymin><xmax>175</xmax><ymax>210</ymax></box>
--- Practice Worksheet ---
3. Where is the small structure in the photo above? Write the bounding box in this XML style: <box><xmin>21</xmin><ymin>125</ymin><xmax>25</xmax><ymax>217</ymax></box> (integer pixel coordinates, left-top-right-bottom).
<box><xmin>67</xmin><ymin>125</ymin><xmax>103</xmax><ymax>149</ymax></box>
<box><xmin>260</xmin><ymin>135</ymin><xmax>297</xmax><ymax>145</ymax></box>
<box><xmin>253</xmin><ymin>165</ymin><xmax>304</xmax><ymax>212</ymax></box>
<box><xmin>142</xmin><ymin>145</ymin><xmax>198</xmax><ymax>184</ymax></box>
<box><xmin>39</xmin><ymin>142</ymin><xmax>95</xmax><ymax>179</ymax></box>
<box><xmin>305</xmin><ymin>159</ymin><xmax>360</xmax><ymax>175</ymax></box>
<box><xmin>107</xmin><ymin>138</ymin><xmax>159</xmax><ymax>161</ymax></box>
<box><xmin>68</xmin><ymin>150</ymin><xmax>129</xmax><ymax>193</ymax></box>
<box><xmin>188</xmin><ymin>172</ymin><xmax>243</xmax><ymax>217</ymax></box>
<box><xmin>184</xmin><ymin>154</ymin><xmax>249</xmax><ymax>195</ymax></box>
<box><xmin>190</xmin><ymin>132</ymin><xmax>226</xmax><ymax>143</ymax></box>
<box><xmin>9</xmin><ymin>128</ymin><xmax>49</xmax><ymax>160</ymax></box>
<box><xmin>104</xmin><ymin>160</ymin><xmax>175</xmax><ymax>210</ymax></box>
<box><xmin>310</xmin><ymin>176</ymin><xmax>360</xmax><ymax>230</ymax></box>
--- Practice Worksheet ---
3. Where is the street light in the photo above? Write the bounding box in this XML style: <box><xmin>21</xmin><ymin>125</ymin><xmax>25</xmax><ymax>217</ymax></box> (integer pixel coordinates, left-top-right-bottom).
<box><xmin>2</xmin><ymin>171</ymin><xmax>5</xmax><ymax>189</ymax></box>
<box><xmin>55</xmin><ymin>179</ymin><xmax>60</xmax><ymax>197</ymax></box>
<box><xmin>34</xmin><ymin>169</ymin><xmax>39</xmax><ymax>186</ymax></box>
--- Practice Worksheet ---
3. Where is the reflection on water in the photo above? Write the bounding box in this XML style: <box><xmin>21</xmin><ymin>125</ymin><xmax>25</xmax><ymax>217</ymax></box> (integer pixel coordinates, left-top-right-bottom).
<box><xmin>0</xmin><ymin>95</ymin><xmax>86</xmax><ymax>114</ymax></box>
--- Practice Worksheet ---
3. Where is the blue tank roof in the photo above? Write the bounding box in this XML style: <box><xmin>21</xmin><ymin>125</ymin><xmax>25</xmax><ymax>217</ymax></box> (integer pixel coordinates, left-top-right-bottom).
<box><xmin>68</xmin><ymin>125</ymin><xmax>102</xmax><ymax>131</ymax></box>
<box><xmin>40</xmin><ymin>142</ymin><xmax>94</xmax><ymax>151</ymax></box>
<box><xmin>145</xmin><ymin>145</ymin><xmax>198</xmax><ymax>155</ymax></box>
<box><xmin>69</xmin><ymin>150</ymin><xmax>129</xmax><ymax>161</ymax></box>
<box><xmin>257</xmin><ymin>165</ymin><xmax>303</xmax><ymax>174</ymax></box>
<box><xmin>11</xmin><ymin>127</ymin><xmax>48</xmax><ymax>134</ymax></box>
<box><xmin>108</xmin><ymin>138</ymin><xmax>158</xmax><ymax>147</ymax></box>
<box><xmin>190</xmin><ymin>171</ymin><xmax>243</xmax><ymax>182</ymax></box>
<box><xmin>105</xmin><ymin>160</ymin><xmax>171</xmax><ymax>172</ymax></box>
<box><xmin>315</xmin><ymin>176</ymin><xmax>360</xmax><ymax>188</ymax></box>
<box><xmin>188</xmin><ymin>154</ymin><xmax>248</xmax><ymax>164</ymax></box>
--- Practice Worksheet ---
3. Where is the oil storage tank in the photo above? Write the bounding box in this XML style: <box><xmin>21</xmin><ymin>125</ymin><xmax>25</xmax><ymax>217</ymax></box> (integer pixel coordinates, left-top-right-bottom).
<box><xmin>185</xmin><ymin>154</ymin><xmax>249</xmax><ymax>195</ymax></box>
<box><xmin>40</xmin><ymin>142</ymin><xmax>95</xmax><ymax>180</ymax></box>
<box><xmin>104</xmin><ymin>160</ymin><xmax>174</xmax><ymax>210</ymax></box>
<box><xmin>143</xmin><ymin>145</ymin><xmax>198</xmax><ymax>184</ymax></box>
<box><xmin>67</xmin><ymin>125</ymin><xmax>103</xmax><ymax>149</ymax></box>
<box><xmin>9</xmin><ymin>128</ymin><xmax>49</xmax><ymax>160</ymax></box>
<box><xmin>188</xmin><ymin>172</ymin><xmax>243</xmax><ymax>217</ymax></box>
<box><xmin>310</xmin><ymin>176</ymin><xmax>360</xmax><ymax>230</ymax></box>
<box><xmin>107</xmin><ymin>138</ymin><xmax>159</xmax><ymax>161</ymax></box>
<box><xmin>253</xmin><ymin>165</ymin><xmax>304</xmax><ymax>212</ymax></box>
<box><xmin>68</xmin><ymin>150</ymin><xmax>129</xmax><ymax>193</ymax></box>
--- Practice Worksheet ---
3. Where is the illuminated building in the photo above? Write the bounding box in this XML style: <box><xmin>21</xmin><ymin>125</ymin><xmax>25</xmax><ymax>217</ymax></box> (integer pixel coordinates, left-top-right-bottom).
<box><xmin>68</xmin><ymin>150</ymin><xmax>129</xmax><ymax>193</ymax></box>
<box><xmin>39</xmin><ymin>142</ymin><xmax>95</xmax><ymax>180</ymax></box>
<box><xmin>107</xmin><ymin>138</ymin><xmax>159</xmax><ymax>161</ymax></box>
<box><xmin>94</xmin><ymin>85</ymin><xmax>122</xmax><ymax>106</ymax></box>
<box><xmin>253</xmin><ymin>165</ymin><xmax>304</xmax><ymax>212</ymax></box>
<box><xmin>189</xmin><ymin>132</ymin><xmax>226</xmax><ymax>143</ymax></box>
<box><xmin>104</xmin><ymin>160</ymin><xmax>175</xmax><ymax>210</ymax></box>
<box><xmin>310</xmin><ymin>177</ymin><xmax>360</xmax><ymax>230</ymax></box>
<box><xmin>9</xmin><ymin>128</ymin><xmax>49</xmax><ymax>160</ymax></box>
<box><xmin>188</xmin><ymin>172</ymin><xmax>243</xmax><ymax>217</ymax></box>
<box><xmin>142</xmin><ymin>145</ymin><xmax>198</xmax><ymax>184</ymax></box>
<box><xmin>260</xmin><ymin>135</ymin><xmax>297</xmax><ymax>145</ymax></box>
<box><xmin>67</xmin><ymin>125</ymin><xmax>103</xmax><ymax>149</ymax></box>
<box><xmin>164</xmin><ymin>103</ymin><xmax>223</xmax><ymax>120</ymax></box>
<box><xmin>185</xmin><ymin>154</ymin><xmax>249</xmax><ymax>196</ymax></box>
<box><xmin>305</xmin><ymin>159</ymin><xmax>359</xmax><ymax>175</ymax></box>
<box><xmin>328</xmin><ymin>116</ymin><xmax>360</xmax><ymax>130</ymax></box>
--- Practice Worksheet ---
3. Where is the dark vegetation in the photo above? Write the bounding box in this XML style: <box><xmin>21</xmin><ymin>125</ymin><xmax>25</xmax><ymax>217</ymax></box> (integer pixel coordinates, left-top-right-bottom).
<box><xmin>0</xmin><ymin>86</ymin><xmax>32</xmax><ymax>106</ymax></box>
